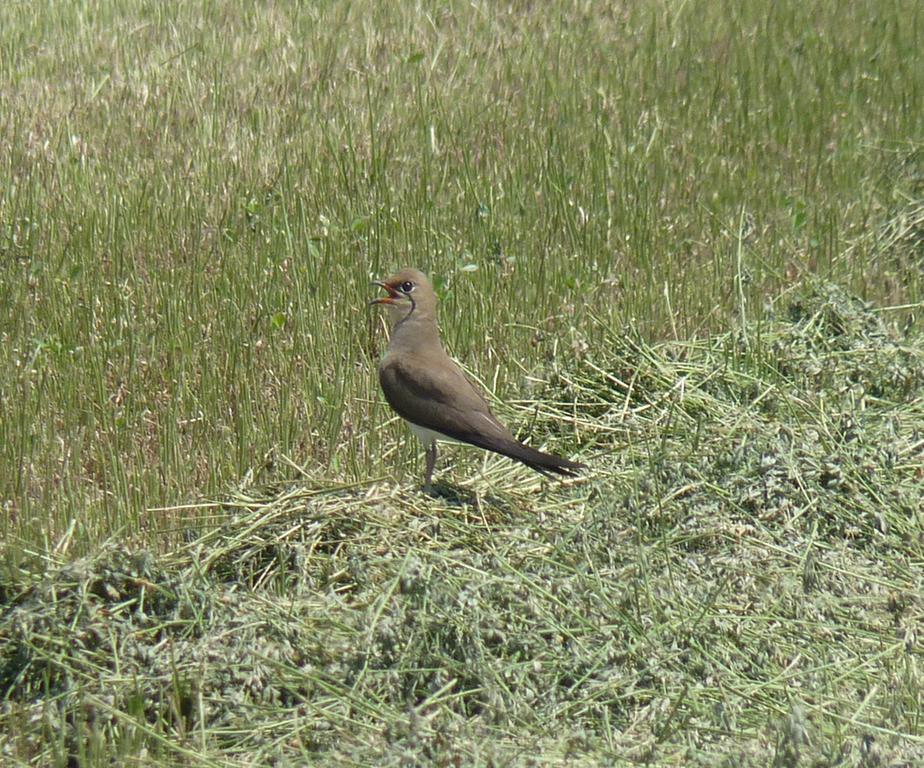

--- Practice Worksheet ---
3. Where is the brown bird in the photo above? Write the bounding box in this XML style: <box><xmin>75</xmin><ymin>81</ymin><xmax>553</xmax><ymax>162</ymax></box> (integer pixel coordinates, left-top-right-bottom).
<box><xmin>371</xmin><ymin>268</ymin><xmax>584</xmax><ymax>492</ymax></box>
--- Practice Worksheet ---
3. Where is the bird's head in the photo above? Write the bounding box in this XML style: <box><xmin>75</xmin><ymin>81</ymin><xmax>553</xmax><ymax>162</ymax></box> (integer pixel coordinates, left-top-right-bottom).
<box><xmin>370</xmin><ymin>268</ymin><xmax>436</xmax><ymax>324</ymax></box>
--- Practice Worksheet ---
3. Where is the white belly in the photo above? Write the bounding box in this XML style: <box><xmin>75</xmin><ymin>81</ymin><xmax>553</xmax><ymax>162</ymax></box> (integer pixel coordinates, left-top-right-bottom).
<box><xmin>407</xmin><ymin>421</ymin><xmax>462</xmax><ymax>447</ymax></box>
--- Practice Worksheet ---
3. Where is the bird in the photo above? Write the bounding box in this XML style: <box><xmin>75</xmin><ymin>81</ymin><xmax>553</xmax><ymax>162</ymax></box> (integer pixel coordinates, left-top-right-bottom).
<box><xmin>370</xmin><ymin>268</ymin><xmax>584</xmax><ymax>492</ymax></box>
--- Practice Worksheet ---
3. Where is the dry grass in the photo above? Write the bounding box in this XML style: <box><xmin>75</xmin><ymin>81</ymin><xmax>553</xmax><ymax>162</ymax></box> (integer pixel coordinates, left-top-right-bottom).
<box><xmin>3</xmin><ymin>283</ymin><xmax>923</xmax><ymax>766</ymax></box>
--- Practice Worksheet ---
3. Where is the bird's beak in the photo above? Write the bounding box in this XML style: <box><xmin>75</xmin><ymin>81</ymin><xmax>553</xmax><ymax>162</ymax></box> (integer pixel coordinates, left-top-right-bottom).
<box><xmin>370</xmin><ymin>280</ymin><xmax>401</xmax><ymax>306</ymax></box>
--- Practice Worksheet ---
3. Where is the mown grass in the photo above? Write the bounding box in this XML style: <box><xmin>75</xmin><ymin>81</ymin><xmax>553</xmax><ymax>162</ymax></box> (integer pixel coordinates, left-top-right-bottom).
<box><xmin>1</xmin><ymin>0</ymin><xmax>923</xmax><ymax>764</ymax></box>
<box><xmin>3</xmin><ymin>284</ymin><xmax>924</xmax><ymax>765</ymax></box>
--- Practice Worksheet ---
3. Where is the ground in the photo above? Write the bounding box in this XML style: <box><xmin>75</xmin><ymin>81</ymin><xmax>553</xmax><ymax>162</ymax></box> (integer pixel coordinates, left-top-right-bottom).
<box><xmin>1</xmin><ymin>1</ymin><xmax>923</xmax><ymax>765</ymax></box>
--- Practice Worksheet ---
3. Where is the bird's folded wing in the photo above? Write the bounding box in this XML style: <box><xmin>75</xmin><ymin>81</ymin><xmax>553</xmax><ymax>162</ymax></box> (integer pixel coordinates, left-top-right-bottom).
<box><xmin>378</xmin><ymin>355</ymin><xmax>517</xmax><ymax>451</ymax></box>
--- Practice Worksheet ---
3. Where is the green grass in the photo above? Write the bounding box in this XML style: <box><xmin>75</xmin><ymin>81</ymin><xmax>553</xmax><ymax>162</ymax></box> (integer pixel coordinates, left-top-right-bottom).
<box><xmin>1</xmin><ymin>0</ymin><xmax>921</xmax><ymax>546</ymax></box>
<box><xmin>1</xmin><ymin>0</ymin><xmax>923</xmax><ymax>764</ymax></box>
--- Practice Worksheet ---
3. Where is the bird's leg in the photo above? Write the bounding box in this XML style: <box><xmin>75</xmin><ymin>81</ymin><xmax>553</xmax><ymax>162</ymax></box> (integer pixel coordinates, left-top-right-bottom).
<box><xmin>424</xmin><ymin>441</ymin><xmax>438</xmax><ymax>494</ymax></box>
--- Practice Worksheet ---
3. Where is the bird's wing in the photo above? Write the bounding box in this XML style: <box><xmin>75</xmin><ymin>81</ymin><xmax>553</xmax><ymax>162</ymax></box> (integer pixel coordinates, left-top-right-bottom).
<box><xmin>378</xmin><ymin>352</ymin><xmax>585</xmax><ymax>476</ymax></box>
<box><xmin>378</xmin><ymin>353</ymin><xmax>517</xmax><ymax>450</ymax></box>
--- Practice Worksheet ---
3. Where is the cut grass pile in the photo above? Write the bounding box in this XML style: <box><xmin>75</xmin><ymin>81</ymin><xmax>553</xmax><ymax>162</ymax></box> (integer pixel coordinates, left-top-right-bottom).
<box><xmin>2</xmin><ymin>282</ymin><xmax>922</xmax><ymax>766</ymax></box>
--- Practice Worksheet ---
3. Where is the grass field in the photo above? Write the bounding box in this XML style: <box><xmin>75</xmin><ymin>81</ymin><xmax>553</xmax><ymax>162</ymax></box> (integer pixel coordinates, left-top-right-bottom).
<box><xmin>1</xmin><ymin>0</ymin><xmax>923</xmax><ymax>764</ymax></box>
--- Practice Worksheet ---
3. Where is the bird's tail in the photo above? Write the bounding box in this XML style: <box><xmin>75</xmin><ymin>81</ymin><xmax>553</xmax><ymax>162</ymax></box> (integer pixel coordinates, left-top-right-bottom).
<box><xmin>495</xmin><ymin>439</ymin><xmax>585</xmax><ymax>478</ymax></box>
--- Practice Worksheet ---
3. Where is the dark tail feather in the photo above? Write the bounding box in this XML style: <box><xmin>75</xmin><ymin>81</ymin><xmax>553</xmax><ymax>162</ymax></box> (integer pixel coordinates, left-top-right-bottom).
<box><xmin>495</xmin><ymin>440</ymin><xmax>585</xmax><ymax>478</ymax></box>
<box><xmin>445</xmin><ymin>428</ymin><xmax>584</xmax><ymax>478</ymax></box>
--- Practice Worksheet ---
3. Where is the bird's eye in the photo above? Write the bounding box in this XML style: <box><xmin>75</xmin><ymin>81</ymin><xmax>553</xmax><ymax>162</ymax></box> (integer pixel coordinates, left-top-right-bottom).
<box><xmin>400</xmin><ymin>280</ymin><xmax>414</xmax><ymax>293</ymax></box>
